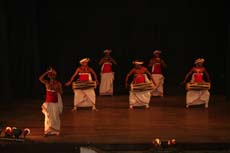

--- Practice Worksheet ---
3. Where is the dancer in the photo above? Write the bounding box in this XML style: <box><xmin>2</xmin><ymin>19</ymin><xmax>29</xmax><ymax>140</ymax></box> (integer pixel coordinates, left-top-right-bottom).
<box><xmin>39</xmin><ymin>67</ymin><xmax>63</xmax><ymax>136</ymax></box>
<box><xmin>99</xmin><ymin>49</ymin><xmax>117</xmax><ymax>96</ymax></box>
<box><xmin>181</xmin><ymin>58</ymin><xmax>211</xmax><ymax>108</ymax></box>
<box><xmin>65</xmin><ymin>58</ymin><xmax>98</xmax><ymax>111</ymax></box>
<box><xmin>125</xmin><ymin>60</ymin><xmax>156</xmax><ymax>109</ymax></box>
<box><xmin>148</xmin><ymin>50</ymin><xmax>167</xmax><ymax>97</ymax></box>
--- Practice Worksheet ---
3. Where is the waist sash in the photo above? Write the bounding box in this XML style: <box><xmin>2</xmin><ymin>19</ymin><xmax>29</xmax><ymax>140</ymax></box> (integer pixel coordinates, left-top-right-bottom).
<box><xmin>45</xmin><ymin>90</ymin><xmax>58</xmax><ymax>103</ymax></box>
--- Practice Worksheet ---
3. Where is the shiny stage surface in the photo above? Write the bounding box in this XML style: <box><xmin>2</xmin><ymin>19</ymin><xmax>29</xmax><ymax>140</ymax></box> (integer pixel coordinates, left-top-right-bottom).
<box><xmin>1</xmin><ymin>95</ymin><xmax>230</xmax><ymax>145</ymax></box>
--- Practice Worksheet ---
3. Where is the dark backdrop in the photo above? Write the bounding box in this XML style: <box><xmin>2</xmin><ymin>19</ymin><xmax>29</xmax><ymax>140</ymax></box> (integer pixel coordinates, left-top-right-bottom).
<box><xmin>1</xmin><ymin>0</ymin><xmax>229</xmax><ymax>102</ymax></box>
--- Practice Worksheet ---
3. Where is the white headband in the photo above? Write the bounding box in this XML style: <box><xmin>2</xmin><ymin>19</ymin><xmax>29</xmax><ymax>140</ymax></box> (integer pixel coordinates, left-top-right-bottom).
<box><xmin>133</xmin><ymin>61</ymin><xmax>144</xmax><ymax>65</ymax></box>
<box><xmin>80</xmin><ymin>58</ymin><xmax>90</xmax><ymax>64</ymax></box>
<box><xmin>104</xmin><ymin>49</ymin><xmax>112</xmax><ymax>53</ymax></box>
<box><xmin>153</xmin><ymin>50</ymin><xmax>161</xmax><ymax>54</ymax></box>
<box><xmin>194</xmin><ymin>58</ymin><xmax>205</xmax><ymax>64</ymax></box>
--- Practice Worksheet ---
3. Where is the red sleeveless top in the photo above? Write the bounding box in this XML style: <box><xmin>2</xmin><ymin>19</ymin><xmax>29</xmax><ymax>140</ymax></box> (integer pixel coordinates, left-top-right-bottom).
<box><xmin>102</xmin><ymin>63</ymin><xmax>112</xmax><ymax>73</ymax></box>
<box><xmin>134</xmin><ymin>74</ymin><xmax>145</xmax><ymax>84</ymax></box>
<box><xmin>45</xmin><ymin>90</ymin><xmax>58</xmax><ymax>103</ymax></box>
<box><xmin>152</xmin><ymin>63</ymin><xmax>162</xmax><ymax>74</ymax></box>
<box><xmin>79</xmin><ymin>73</ymin><xmax>89</xmax><ymax>81</ymax></box>
<box><xmin>194</xmin><ymin>73</ymin><xmax>203</xmax><ymax>82</ymax></box>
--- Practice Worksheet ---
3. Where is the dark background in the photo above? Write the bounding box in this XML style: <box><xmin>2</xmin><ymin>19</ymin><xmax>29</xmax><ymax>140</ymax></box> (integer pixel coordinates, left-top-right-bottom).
<box><xmin>1</xmin><ymin>0</ymin><xmax>229</xmax><ymax>103</ymax></box>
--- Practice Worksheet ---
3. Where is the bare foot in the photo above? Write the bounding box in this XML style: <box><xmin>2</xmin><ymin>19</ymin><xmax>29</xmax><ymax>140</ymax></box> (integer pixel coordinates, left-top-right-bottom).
<box><xmin>56</xmin><ymin>132</ymin><xmax>61</xmax><ymax>136</ymax></box>
<box><xmin>92</xmin><ymin>107</ymin><xmax>99</xmax><ymax>111</ymax></box>
<box><xmin>44</xmin><ymin>132</ymin><xmax>59</xmax><ymax>137</ymax></box>
<box><xmin>71</xmin><ymin>107</ymin><xmax>77</xmax><ymax>112</ymax></box>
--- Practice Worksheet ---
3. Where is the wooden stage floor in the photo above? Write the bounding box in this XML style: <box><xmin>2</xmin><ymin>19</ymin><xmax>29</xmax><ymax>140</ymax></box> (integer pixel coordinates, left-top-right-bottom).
<box><xmin>1</xmin><ymin>94</ymin><xmax>230</xmax><ymax>145</ymax></box>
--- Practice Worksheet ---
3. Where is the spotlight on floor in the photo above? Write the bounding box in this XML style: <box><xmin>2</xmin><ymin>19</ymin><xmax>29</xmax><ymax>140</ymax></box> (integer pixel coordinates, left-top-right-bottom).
<box><xmin>23</xmin><ymin>128</ymin><xmax>30</xmax><ymax>138</ymax></box>
<box><xmin>152</xmin><ymin>138</ymin><xmax>161</xmax><ymax>147</ymax></box>
<box><xmin>4</xmin><ymin>126</ymin><xmax>13</xmax><ymax>137</ymax></box>
<box><xmin>168</xmin><ymin>139</ymin><xmax>176</xmax><ymax>146</ymax></box>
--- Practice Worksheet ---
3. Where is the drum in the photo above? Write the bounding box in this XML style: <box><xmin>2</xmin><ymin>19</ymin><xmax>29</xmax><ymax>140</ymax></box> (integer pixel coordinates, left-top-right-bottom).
<box><xmin>72</xmin><ymin>81</ymin><xmax>96</xmax><ymax>90</ymax></box>
<box><xmin>186</xmin><ymin>82</ymin><xmax>211</xmax><ymax>90</ymax></box>
<box><xmin>130</xmin><ymin>82</ymin><xmax>154</xmax><ymax>92</ymax></box>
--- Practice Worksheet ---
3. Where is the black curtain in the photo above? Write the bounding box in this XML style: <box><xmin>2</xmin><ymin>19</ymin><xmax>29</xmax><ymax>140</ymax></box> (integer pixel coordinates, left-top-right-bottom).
<box><xmin>1</xmin><ymin>0</ymin><xmax>41</xmax><ymax>102</ymax></box>
<box><xmin>225</xmin><ymin>0</ymin><xmax>230</xmax><ymax>101</ymax></box>
<box><xmin>1</xmin><ymin>0</ymin><xmax>228</xmax><ymax>102</ymax></box>
<box><xmin>227</xmin><ymin>33</ymin><xmax>230</xmax><ymax>100</ymax></box>
<box><xmin>0</xmin><ymin>0</ymin><xmax>11</xmax><ymax>103</ymax></box>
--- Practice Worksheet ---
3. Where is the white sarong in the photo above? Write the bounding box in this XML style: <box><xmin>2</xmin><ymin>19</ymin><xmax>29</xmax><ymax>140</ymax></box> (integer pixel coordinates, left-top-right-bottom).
<box><xmin>42</xmin><ymin>93</ymin><xmax>63</xmax><ymax>134</ymax></box>
<box><xmin>151</xmin><ymin>74</ymin><xmax>164</xmax><ymax>96</ymax></box>
<box><xmin>129</xmin><ymin>91</ymin><xmax>151</xmax><ymax>107</ymax></box>
<box><xmin>186</xmin><ymin>90</ymin><xmax>210</xmax><ymax>108</ymax></box>
<box><xmin>129</xmin><ymin>74</ymin><xmax>151</xmax><ymax>108</ymax></box>
<box><xmin>73</xmin><ymin>73</ymin><xmax>96</xmax><ymax>107</ymax></box>
<box><xmin>99</xmin><ymin>72</ymin><xmax>114</xmax><ymax>95</ymax></box>
<box><xmin>74</xmin><ymin>89</ymin><xmax>96</xmax><ymax>107</ymax></box>
<box><xmin>186</xmin><ymin>73</ymin><xmax>210</xmax><ymax>108</ymax></box>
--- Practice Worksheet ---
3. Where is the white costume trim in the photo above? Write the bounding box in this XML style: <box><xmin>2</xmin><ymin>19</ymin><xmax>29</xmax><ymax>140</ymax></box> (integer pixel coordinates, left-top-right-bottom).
<box><xmin>129</xmin><ymin>74</ymin><xmax>152</xmax><ymax>108</ymax></box>
<box><xmin>42</xmin><ymin>93</ymin><xmax>63</xmax><ymax>135</ymax></box>
<box><xmin>186</xmin><ymin>73</ymin><xmax>210</xmax><ymax>108</ymax></box>
<box><xmin>151</xmin><ymin>63</ymin><xmax>164</xmax><ymax>96</ymax></box>
<box><xmin>73</xmin><ymin>73</ymin><xmax>96</xmax><ymax>108</ymax></box>
<box><xmin>99</xmin><ymin>62</ymin><xmax>114</xmax><ymax>95</ymax></box>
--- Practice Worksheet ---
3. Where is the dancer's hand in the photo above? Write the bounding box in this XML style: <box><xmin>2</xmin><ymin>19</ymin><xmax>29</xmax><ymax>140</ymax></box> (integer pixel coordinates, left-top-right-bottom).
<box><xmin>65</xmin><ymin>81</ymin><xmax>71</xmax><ymax>86</ymax></box>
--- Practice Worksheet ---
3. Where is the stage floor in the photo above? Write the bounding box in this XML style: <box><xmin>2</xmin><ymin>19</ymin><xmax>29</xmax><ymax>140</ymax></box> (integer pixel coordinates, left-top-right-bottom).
<box><xmin>1</xmin><ymin>95</ymin><xmax>230</xmax><ymax>145</ymax></box>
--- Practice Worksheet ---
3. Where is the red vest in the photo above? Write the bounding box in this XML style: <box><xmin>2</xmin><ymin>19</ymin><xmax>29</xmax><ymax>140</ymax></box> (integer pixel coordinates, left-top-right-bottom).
<box><xmin>134</xmin><ymin>74</ymin><xmax>145</xmax><ymax>84</ymax></box>
<box><xmin>45</xmin><ymin>90</ymin><xmax>58</xmax><ymax>103</ymax></box>
<box><xmin>153</xmin><ymin>63</ymin><xmax>162</xmax><ymax>74</ymax></box>
<box><xmin>79</xmin><ymin>73</ymin><xmax>89</xmax><ymax>81</ymax></box>
<box><xmin>194</xmin><ymin>73</ymin><xmax>203</xmax><ymax>82</ymax></box>
<box><xmin>102</xmin><ymin>63</ymin><xmax>112</xmax><ymax>73</ymax></box>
